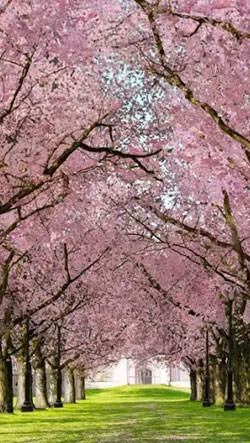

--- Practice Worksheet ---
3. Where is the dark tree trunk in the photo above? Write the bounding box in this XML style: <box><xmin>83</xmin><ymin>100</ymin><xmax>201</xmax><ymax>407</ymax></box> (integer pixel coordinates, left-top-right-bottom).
<box><xmin>64</xmin><ymin>368</ymin><xmax>76</xmax><ymax>403</ymax></box>
<box><xmin>0</xmin><ymin>358</ymin><xmax>8</xmax><ymax>413</ymax></box>
<box><xmin>232</xmin><ymin>342</ymin><xmax>250</xmax><ymax>405</ymax></box>
<box><xmin>233</xmin><ymin>341</ymin><xmax>244</xmax><ymax>404</ymax></box>
<box><xmin>16</xmin><ymin>355</ymin><xmax>34</xmax><ymax>410</ymax></box>
<box><xmin>6</xmin><ymin>357</ymin><xmax>13</xmax><ymax>413</ymax></box>
<box><xmin>81</xmin><ymin>376</ymin><xmax>86</xmax><ymax>400</ymax></box>
<box><xmin>76</xmin><ymin>374</ymin><xmax>86</xmax><ymax>400</ymax></box>
<box><xmin>196</xmin><ymin>360</ymin><xmax>204</xmax><ymax>401</ymax></box>
<box><xmin>54</xmin><ymin>325</ymin><xmax>63</xmax><ymax>408</ymax></box>
<box><xmin>209</xmin><ymin>356</ymin><xmax>216</xmax><ymax>405</ymax></box>
<box><xmin>54</xmin><ymin>366</ymin><xmax>63</xmax><ymax>407</ymax></box>
<box><xmin>189</xmin><ymin>369</ymin><xmax>197</xmax><ymax>401</ymax></box>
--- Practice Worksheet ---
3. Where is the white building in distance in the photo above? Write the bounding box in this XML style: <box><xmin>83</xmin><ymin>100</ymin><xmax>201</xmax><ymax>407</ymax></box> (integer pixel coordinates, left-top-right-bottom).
<box><xmin>86</xmin><ymin>358</ymin><xmax>190</xmax><ymax>389</ymax></box>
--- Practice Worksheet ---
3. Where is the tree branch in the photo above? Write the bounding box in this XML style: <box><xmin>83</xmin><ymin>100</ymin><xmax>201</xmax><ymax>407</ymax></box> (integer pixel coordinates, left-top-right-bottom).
<box><xmin>165</xmin><ymin>5</ymin><xmax>250</xmax><ymax>41</ymax></box>
<box><xmin>0</xmin><ymin>52</ymin><xmax>34</xmax><ymax>124</ymax></box>
<box><xmin>134</xmin><ymin>0</ymin><xmax>250</xmax><ymax>151</ymax></box>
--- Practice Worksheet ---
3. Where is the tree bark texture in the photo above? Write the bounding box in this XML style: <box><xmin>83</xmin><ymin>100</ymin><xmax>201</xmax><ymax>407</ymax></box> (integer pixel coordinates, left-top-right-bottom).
<box><xmin>189</xmin><ymin>369</ymin><xmax>197</xmax><ymax>401</ymax></box>
<box><xmin>75</xmin><ymin>374</ymin><xmax>86</xmax><ymax>400</ymax></box>
<box><xmin>0</xmin><ymin>358</ymin><xmax>8</xmax><ymax>413</ymax></box>
<box><xmin>34</xmin><ymin>363</ymin><xmax>49</xmax><ymax>409</ymax></box>
<box><xmin>64</xmin><ymin>368</ymin><xmax>76</xmax><ymax>403</ymax></box>
<box><xmin>15</xmin><ymin>356</ymin><xmax>26</xmax><ymax>409</ymax></box>
<box><xmin>46</xmin><ymin>361</ymin><xmax>57</xmax><ymax>405</ymax></box>
<box><xmin>33</xmin><ymin>343</ymin><xmax>49</xmax><ymax>409</ymax></box>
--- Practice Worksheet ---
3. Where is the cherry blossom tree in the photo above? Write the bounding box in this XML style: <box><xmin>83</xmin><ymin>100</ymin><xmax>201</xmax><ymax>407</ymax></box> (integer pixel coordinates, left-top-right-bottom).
<box><xmin>1</xmin><ymin>0</ymin><xmax>250</xmax><ymax>413</ymax></box>
<box><xmin>0</xmin><ymin>0</ymin><xmax>162</xmax><ymax>412</ymax></box>
<box><xmin>113</xmin><ymin>0</ymin><xmax>250</xmax><ymax>404</ymax></box>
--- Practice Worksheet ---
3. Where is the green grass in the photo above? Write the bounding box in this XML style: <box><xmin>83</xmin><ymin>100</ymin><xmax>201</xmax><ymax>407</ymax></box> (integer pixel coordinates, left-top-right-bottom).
<box><xmin>0</xmin><ymin>385</ymin><xmax>250</xmax><ymax>442</ymax></box>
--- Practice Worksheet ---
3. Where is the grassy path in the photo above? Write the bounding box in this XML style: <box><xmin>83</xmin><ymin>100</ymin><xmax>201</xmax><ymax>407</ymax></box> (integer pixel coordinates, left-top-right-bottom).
<box><xmin>0</xmin><ymin>385</ymin><xmax>250</xmax><ymax>442</ymax></box>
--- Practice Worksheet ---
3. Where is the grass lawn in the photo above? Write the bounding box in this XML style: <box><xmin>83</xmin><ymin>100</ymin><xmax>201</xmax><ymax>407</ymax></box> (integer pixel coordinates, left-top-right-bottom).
<box><xmin>0</xmin><ymin>385</ymin><xmax>250</xmax><ymax>442</ymax></box>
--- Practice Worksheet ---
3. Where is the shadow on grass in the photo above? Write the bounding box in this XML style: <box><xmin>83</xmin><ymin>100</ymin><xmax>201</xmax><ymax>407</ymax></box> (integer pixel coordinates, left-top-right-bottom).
<box><xmin>1</xmin><ymin>386</ymin><xmax>250</xmax><ymax>442</ymax></box>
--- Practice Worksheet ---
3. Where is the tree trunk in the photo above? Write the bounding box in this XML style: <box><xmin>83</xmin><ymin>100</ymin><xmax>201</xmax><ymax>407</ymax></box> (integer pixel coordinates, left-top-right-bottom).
<box><xmin>34</xmin><ymin>361</ymin><xmax>49</xmax><ymax>409</ymax></box>
<box><xmin>0</xmin><ymin>358</ymin><xmax>8</xmax><ymax>413</ymax></box>
<box><xmin>232</xmin><ymin>342</ymin><xmax>250</xmax><ymax>405</ymax></box>
<box><xmin>15</xmin><ymin>356</ymin><xmax>26</xmax><ymax>409</ymax></box>
<box><xmin>6</xmin><ymin>357</ymin><xmax>13</xmax><ymax>413</ymax></box>
<box><xmin>33</xmin><ymin>343</ymin><xmax>49</xmax><ymax>409</ymax></box>
<box><xmin>189</xmin><ymin>369</ymin><xmax>197</xmax><ymax>401</ymax></box>
<box><xmin>15</xmin><ymin>355</ymin><xmax>34</xmax><ymax>410</ymax></box>
<box><xmin>196</xmin><ymin>360</ymin><xmax>204</xmax><ymax>401</ymax></box>
<box><xmin>214</xmin><ymin>357</ymin><xmax>227</xmax><ymax>405</ymax></box>
<box><xmin>46</xmin><ymin>361</ymin><xmax>57</xmax><ymax>405</ymax></box>
<box><xmin>64</xmin><ymin>368</ymin><xmax>76</xmax><ymax>403</ymax></box>
<box><xmin>75</xmin><ymin>374</ymin><xmax>86</xmax><ymax>400</ymax></box>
